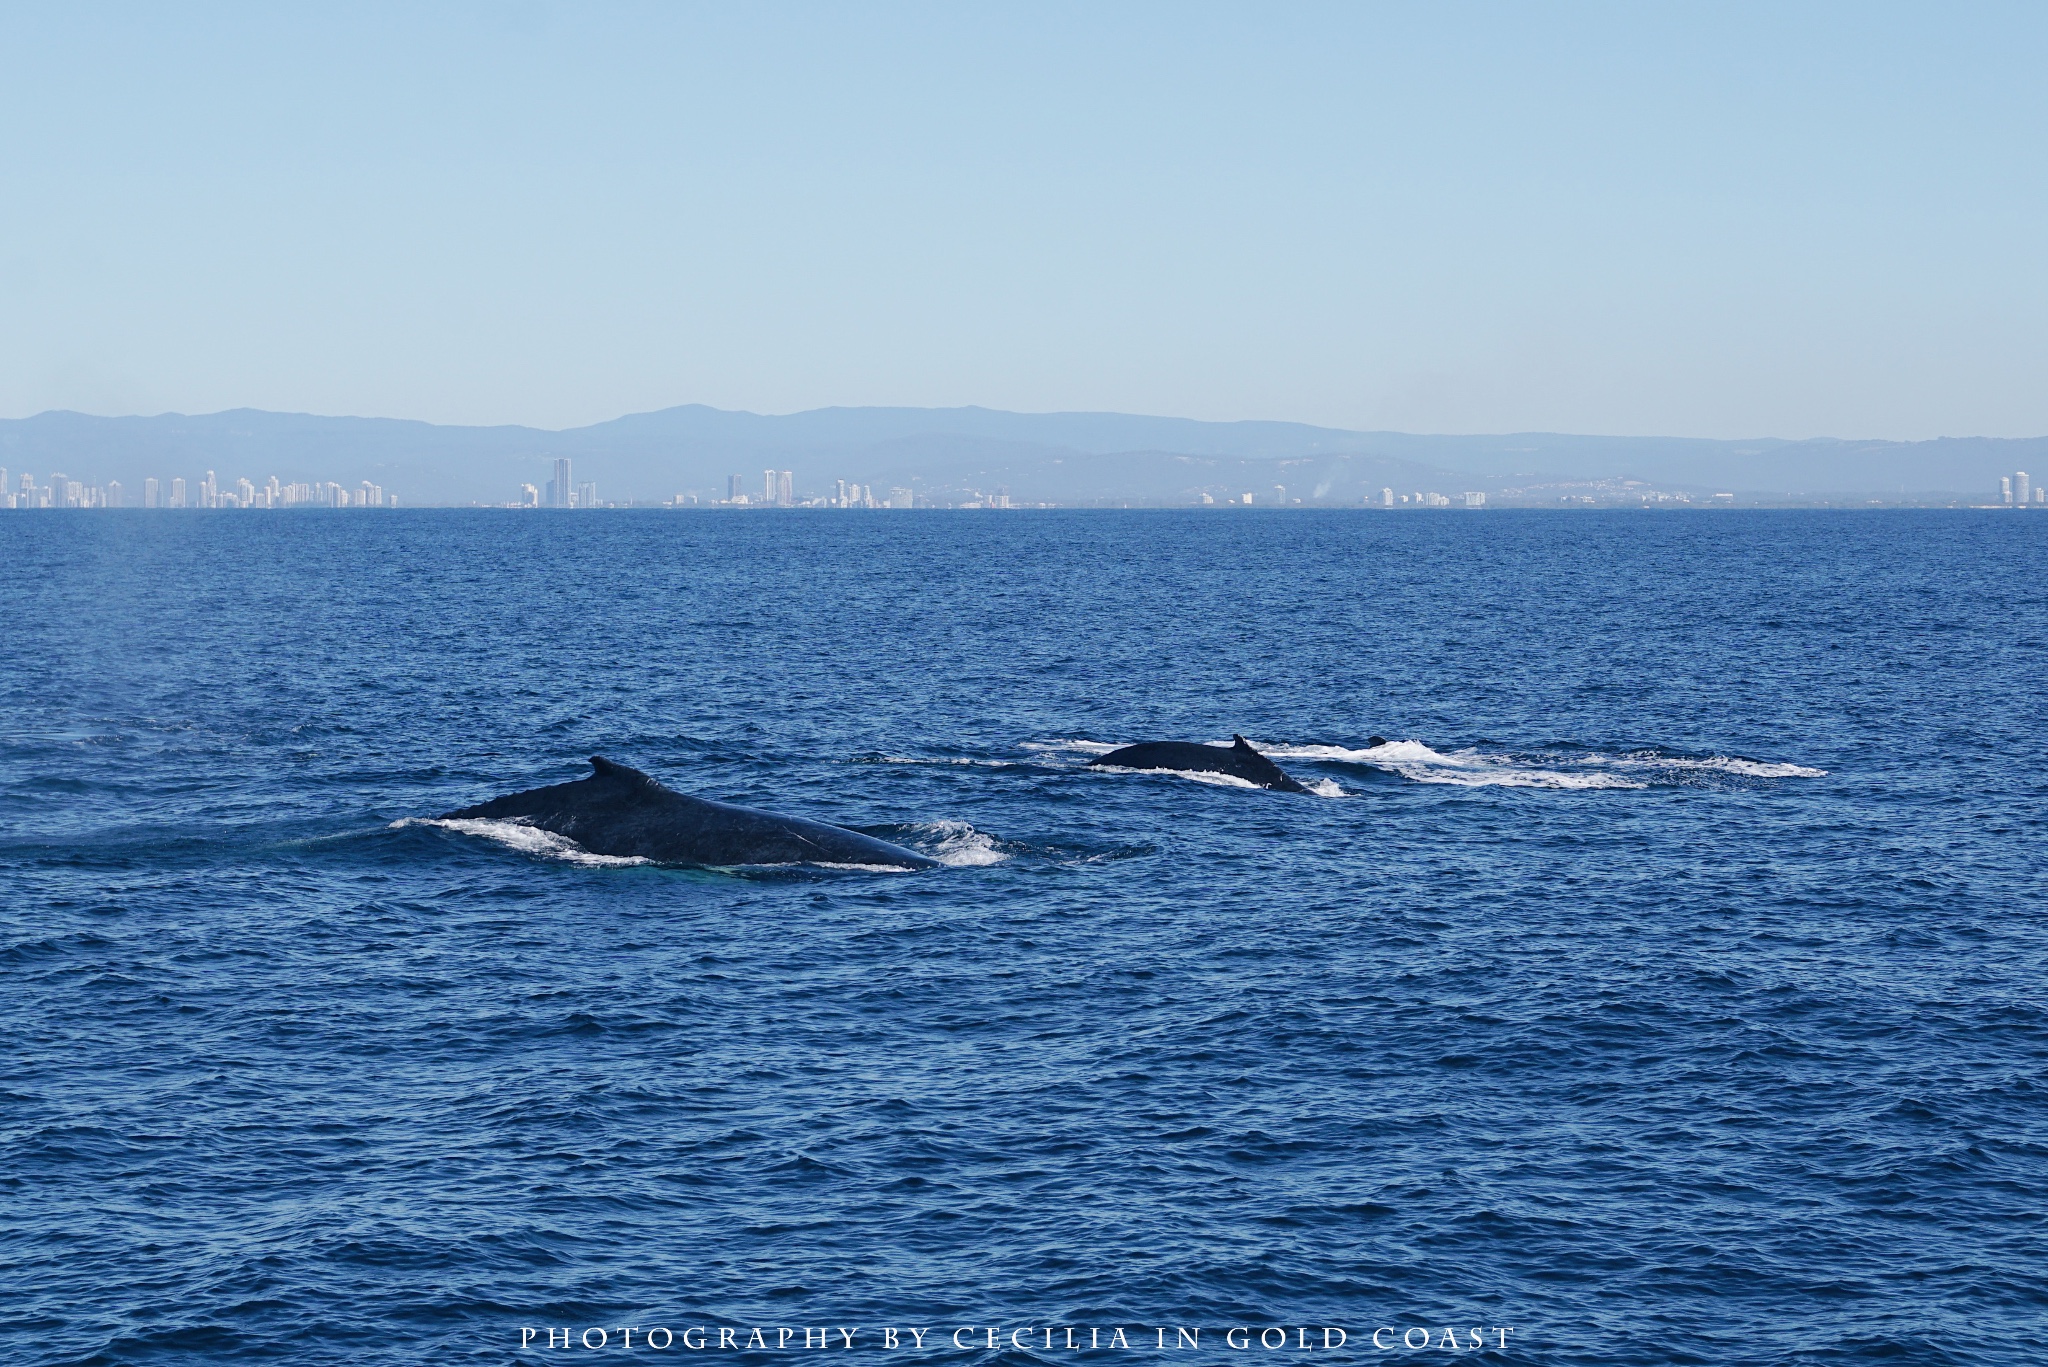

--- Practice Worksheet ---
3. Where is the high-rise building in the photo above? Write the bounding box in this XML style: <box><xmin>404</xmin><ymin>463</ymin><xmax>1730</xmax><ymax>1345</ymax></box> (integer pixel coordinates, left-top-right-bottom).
<box><xmin>835</xmin><ymin>479</ymin><xmax>847</xmax><ymax>506</ymax></box>
<box><xmin>50</xmin><ymin>473</ymin><xmax>70</xmax><ymax>508</ymax></box>
<box><xmin>763</xmin><ymin>469</ymin><xmax>778</xmax><ymax>505</ymax></box>
<box><xmin>1381</xmin><ymin>487</ymin><xmax>1395</xmax><ymax>507</ymax></box>
<box><xmin>2017</xmin><ymin>472</ymin><xmax>2032</xmax><ymax>505</ymax></box>
<box><xmin>2002</xmin><ymin>476</ymin><xmax>2014</xmax><ymax>505</ymax></box>
<box><xmin>778</xmin><ymin>471</ymin><xmax>794</xmax><ymax>506</ymax></box>
<box><xmin>144</xmin><ymin>477</ymin><xmax>160</xmax><ymax>508</ymax></box>
<box><xmin>727</xmin><ymin>474</ymin><xmax>744</xmax><ymax>502</ymax></box>
<box><xmin>547</xmin><ymin>458</ymin><xmax>571</xmax><ymax>509</ymax></box>
<box><xmin>170</xmin><ymin>477</ymin><xmax>186</xmax><ymax>508</ymax></box>
<box><xmin>1464</xmin><ymin>491</ymin><xmax>1487</xmax><ymax>508</ymax></box>
<box><xmin>107</xmin><ymin>481</ymin><xmax>124</xmax><ymax>508</ymax></box>
<box><xmin>577</xmin><ymin>481</ymin><xmax>597</xmax><ymax>509</ymax></box>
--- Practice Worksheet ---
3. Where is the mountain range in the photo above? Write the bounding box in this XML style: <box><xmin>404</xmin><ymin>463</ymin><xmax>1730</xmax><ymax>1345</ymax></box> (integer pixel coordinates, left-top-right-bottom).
<box><xmin>2</xmin><ymin>405</ymin><xmax>2041</xmax><ymax>506</ymax></box>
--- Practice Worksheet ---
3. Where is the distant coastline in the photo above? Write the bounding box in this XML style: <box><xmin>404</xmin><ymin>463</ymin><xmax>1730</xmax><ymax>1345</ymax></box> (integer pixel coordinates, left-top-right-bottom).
<box><xmin>3</xmin><ymin>404</ymin><xmax>2043</xmax><ymax>510</ymax></box>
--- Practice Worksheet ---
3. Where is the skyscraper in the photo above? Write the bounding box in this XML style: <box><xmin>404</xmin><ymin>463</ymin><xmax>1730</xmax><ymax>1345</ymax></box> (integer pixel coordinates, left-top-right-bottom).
<box><xmin>778</xmin><ymin>471</ymin><xmax>794</xmax><ymax>506</ymax></box>
<box><xmin>2002</xmin><ymin>476</ymin><xmax>2013</xmax><ymax>505</ymax></box>
<box><xmin>144</xmin><ymin>477</ymin><xmax>160</xmax><ymax>508</ymax></box>
<box><xmin>548</xmin><ymin>458</ymin><xmax>572</xmax><ymax>509</ymax></box>
<box><xmin>2017</xmin><ymin>471</ymin><xmax>2032</xmax><ymax>505</ymax></box>
<box><xmin>170</xmin><ymin>477</ymin><xmax>186</xmax><ymax>508</ymax></box>
<box><xmin>577</xmin><ymin>481</ymin><xmax>596</xmax><ymax>509</ymax></box>
<box><xmin>727</xmin><ymin>474</ymin><xmax>744</xmax><ymax>502</ymax></box>
<box><xmin>763</xmin><ymin>469</ymin><xmax>778</xmax><ymax>505</ymax></box>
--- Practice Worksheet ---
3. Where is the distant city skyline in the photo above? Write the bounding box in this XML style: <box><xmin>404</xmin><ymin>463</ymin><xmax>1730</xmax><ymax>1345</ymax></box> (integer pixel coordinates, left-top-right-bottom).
<box><xmin>2</xmin><ymin>5</ymin><xmax>2045</xmax><ymax>441</ymax></box>
<box><xmin>1</xmin><ymin>465</ymin><xmax>392</xmax><ymax>510</ymax></box>
<box><xmin>5</xmin><ymin>403</ymin><xmax>2044</xmax><ymax>509</ymax></box>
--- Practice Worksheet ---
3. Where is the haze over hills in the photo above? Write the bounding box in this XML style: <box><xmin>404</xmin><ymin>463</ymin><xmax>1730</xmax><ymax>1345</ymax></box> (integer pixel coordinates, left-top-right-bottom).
<box><xmin>2</xmin><ymin>405</ymin><xmax>2042</xmax><ymax>507</ymax></box>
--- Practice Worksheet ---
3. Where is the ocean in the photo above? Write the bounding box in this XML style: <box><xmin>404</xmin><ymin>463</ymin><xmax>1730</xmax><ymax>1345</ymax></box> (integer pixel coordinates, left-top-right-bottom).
<box><xmin>3</xmin><ymin>509</ymin><xmax>2044</xmax><ymax>1366</ymax></box>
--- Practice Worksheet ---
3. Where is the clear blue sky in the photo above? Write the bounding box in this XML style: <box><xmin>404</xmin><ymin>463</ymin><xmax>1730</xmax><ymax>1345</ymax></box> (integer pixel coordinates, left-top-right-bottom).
<box><xmin>2</xmin><ymin>2</ymin><xmax>2043</xmax><ymax>438</ymax></box>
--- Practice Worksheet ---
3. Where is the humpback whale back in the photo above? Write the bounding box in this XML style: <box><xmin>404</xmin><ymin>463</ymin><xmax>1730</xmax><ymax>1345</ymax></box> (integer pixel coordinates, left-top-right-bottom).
<box><xmin>441</xmin><ymin>757</ymin><xmax>942</xmax><ymax>869</ymax></box>
<box><xmin>1087</xmin><ymin>735</ymin><xmax>1313</xmax><ymax>794</ymax></box>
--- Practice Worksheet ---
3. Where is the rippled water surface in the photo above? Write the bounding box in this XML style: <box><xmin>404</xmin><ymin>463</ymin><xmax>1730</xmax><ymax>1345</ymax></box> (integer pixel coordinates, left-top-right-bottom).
<box><xmin>4</xmin><ymin>509</ymin><xmax>2045</xmax><ymax>1366</ymax></box>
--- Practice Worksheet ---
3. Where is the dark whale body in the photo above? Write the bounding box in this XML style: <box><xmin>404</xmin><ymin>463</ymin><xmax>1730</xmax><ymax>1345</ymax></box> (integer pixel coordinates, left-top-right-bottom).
<box><xmin>440</xmin><ymin>757</ymin><xmax>941</xmax><ymax>869</ymax></box>
<box><xmin>1088</xmin><ymin>735</ymin><xmax>1313</xmax><ymax>794</ymax></box>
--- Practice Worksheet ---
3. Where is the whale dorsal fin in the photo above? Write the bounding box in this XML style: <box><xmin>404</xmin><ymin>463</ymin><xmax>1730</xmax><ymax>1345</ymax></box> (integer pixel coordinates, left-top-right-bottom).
<box><xmin>589</xmin><ymin>755</ymin><xmax>655</xmax><ymax>785</ymax></box>
<box><xmin>1232</xmin><ymin>734</ymin><xmax>1255</xmax><ymax>751</ymax></box>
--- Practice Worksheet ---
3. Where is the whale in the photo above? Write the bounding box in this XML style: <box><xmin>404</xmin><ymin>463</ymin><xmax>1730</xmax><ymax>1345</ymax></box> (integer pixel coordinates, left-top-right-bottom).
<box><xmin>438</xmin><ymin>757</ymin><xmax>942</xmax><ymax>869</ymax></box>
<box><xmin>1087</xmin><ymin>735</ymin><xmax>1313</xmax><ymax>794</ymax></box>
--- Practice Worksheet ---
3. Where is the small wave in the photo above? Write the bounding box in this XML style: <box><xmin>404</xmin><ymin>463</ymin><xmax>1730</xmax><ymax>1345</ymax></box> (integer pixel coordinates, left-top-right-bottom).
<box><xmin>869</xmin><ymin>755</ymin><xmax>1019</xmax><ymax>768</ymax></box>
<box><xmin>1092</xmin><ymin>764</ymin><xmax>1262</xmax><ymax>790</ymax></box>
<box><xmin>1267</xmin><ymin>741</ymin><xmax>1645</xmax><ymax>790</ymax></box>
<box><xmin>1585</xmin><ymin>753</ymin><xmax>1828</xmax><ymax>778</ymax></box>
<box><xmin>397</xmin><ymin>817</ymin><xmax>652</xmax><ymax>867</ymax></box>
<box><xmin>738</xmin><ymin>861</ymin><xmax>913</xmax><ymax>875</ymax></box>
<box><xmin>893</xmin><ymin>820</ymin><xmax>1012</xmax><ymax>866</ymax></box>
<box><xmin>1265</xmin><ymin>740</ymin><xmax>1824</xmax><ymax>788</ymax></box>
<box><xmin>1021</xmin><ymin>739</ymin><xmax>1118</xmax><ymax>756</ymax></box>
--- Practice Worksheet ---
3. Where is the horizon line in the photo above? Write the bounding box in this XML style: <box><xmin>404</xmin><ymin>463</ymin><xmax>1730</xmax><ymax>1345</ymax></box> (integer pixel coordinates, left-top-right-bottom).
<box><xmin>5</xmin><ymin>402</ymin><xmax>2047</xmax><ymax>447</ymax></box>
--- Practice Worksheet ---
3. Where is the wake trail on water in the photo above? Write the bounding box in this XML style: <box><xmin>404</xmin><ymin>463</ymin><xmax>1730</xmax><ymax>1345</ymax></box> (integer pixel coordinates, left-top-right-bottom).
<box><xmin>1263</xmin><ymin>741</ymin><xmax>1828</xmax><ymax>789</ymax></box>
<box><xmin>398</xmin><ymin>816</ymin><xmax>654</xmax><ymax>866</ymax></box>
<box><xmin>1024</xmin><ymin>738</ymin><xmax>1824</xmax><ymax>792</ymax></box>
<box><xmin>1265</xmin><ymin>741</ymin><xmax>1643</xmax><ymax>790</ymax></box>
<box><xmin>400</xmin><ymin>816</ymin><xmax>1013</xmax><ymax>871</ymax></box>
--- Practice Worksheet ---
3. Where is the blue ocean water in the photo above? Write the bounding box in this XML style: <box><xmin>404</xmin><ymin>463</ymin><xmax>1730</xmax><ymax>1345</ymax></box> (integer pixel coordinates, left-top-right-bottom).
<box><xmin>3</xmin><ymin>509</ymin><xmax>2045</xmax><ymax>1366</ymax></box>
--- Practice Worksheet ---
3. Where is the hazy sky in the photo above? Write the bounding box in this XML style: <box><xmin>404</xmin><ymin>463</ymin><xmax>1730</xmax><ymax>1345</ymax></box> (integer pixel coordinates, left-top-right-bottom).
<box><xmin>2</xmin><ymin>2</ymin><xmax>2043</xmax><ymax>437</ymax></box>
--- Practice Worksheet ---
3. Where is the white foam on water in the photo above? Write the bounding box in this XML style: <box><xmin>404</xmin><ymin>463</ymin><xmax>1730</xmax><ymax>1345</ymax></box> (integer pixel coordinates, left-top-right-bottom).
<box><xmin>1091</xmin><ymin>764</ymin><xmax>1263</xmax><ymax>790</ymax></box>
<box><xmin>897</xmin><ymin>819</ymin><xmax>1012</xmax><ymax>866</ymax></box>
<box><xmin>402</xmin><ymin>817</ymin><xmax>653</xmax><ymax>866</ymax></box>
<box><xmin>1021</xmin><ymin>738</ymin><xmax>1120</xmax><ymax>756</ymax></box>
<box><xmin>1264</xmin><ymin>740</ymin><xmax>1645</xmax><ymax>790</ymax></box>
<box><xmin>748</xmin><ymin>861</ymin><xmax>914</xmax><ymax>874</ymax></box>
<box><xmin>875</xmin><ymin>755</ymin><xmax>1019</xmax><ymax>768</ymax></box>
<box><xmin>1262</xmin><ymin>742</ymin><xmax>1403</xmax><ymax>763</ymax></box>
<box><xmin>1700</xmin><ymin>757</ymin><xmax>1827</xmax><ymax>778</ymax></box>
<box><xmin>1303</xmin><ymin>777</ymin><xmax>1347</xmax><ymax>798</ymax></box>
<box><xmin>1267</xmin><ymin>739</ymin><xmax>1824</xmax><ymax>787</ymax></box>
<box><xmin>1588</xmin><ymin>753</ymin><xmax>1829</xmax><ymax>779</ymax></box>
